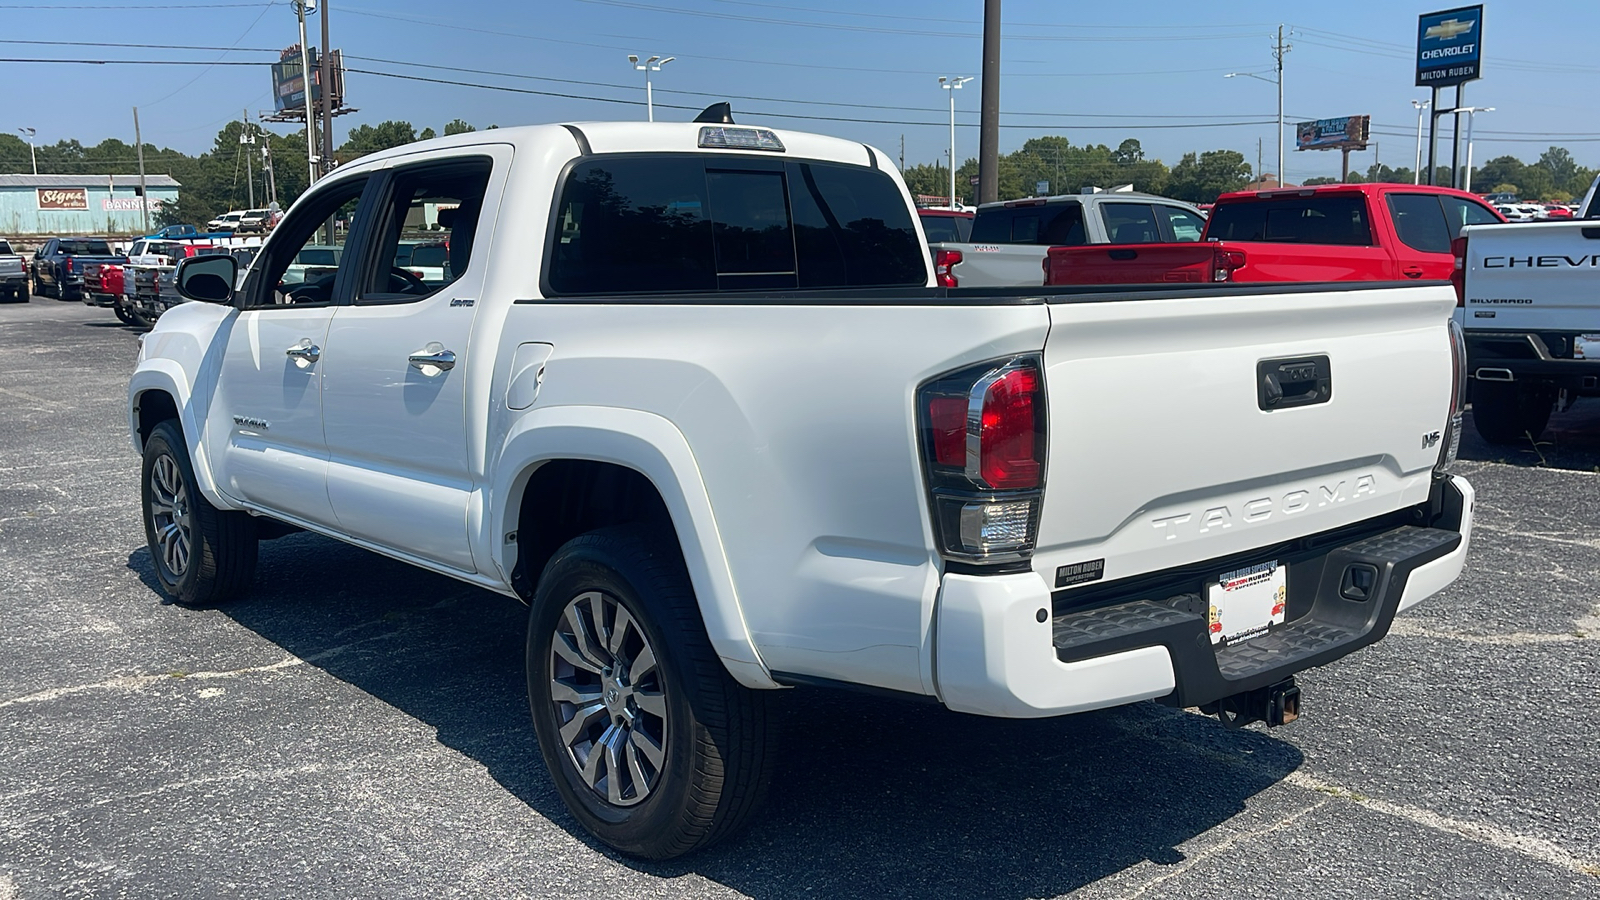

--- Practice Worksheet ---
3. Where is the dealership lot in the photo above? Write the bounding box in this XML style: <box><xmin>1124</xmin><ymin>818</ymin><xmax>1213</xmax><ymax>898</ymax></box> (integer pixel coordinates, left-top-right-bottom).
<box><xmin>1</xmin><ymin>299</ymin><xmax>1597</xmax><ymax>899</ymax></box>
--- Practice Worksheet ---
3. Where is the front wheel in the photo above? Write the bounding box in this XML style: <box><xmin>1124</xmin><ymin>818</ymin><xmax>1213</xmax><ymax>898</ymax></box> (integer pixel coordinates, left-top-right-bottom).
<box><xmin>526</xmin><ymin>526</ymin><xmax>773</xmax><ymax>860</ymax></box>
<box><xmin>140</xmin><ymin>420</ymin><xmax>258</xmax><ymax>607</ymax></box>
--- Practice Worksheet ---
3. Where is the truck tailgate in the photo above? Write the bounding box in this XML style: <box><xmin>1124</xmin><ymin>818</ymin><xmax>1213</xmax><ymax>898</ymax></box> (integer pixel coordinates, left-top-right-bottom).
<box><xmin>1461</xmin><ymin>220</ymin><xmax>1600</xmax><ymax>331</ymax></box>
<box><xmin>1047</xmin><ymin>243</ymin><xmax>1214</xmax><ymax>284</ymax></box>
<box><xmin>1033</xmin><ymin>283</ymin><xmax>1455</xmax><ymax>590</ymax></box>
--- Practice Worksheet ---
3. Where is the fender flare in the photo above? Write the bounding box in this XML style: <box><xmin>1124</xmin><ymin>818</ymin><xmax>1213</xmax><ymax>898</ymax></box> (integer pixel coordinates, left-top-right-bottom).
<box><xmin>491</xmin><ymin>405</ymin><xmax>778</xmax><ymax>690</ymax></box>
<box><xmin>128</xmin><ymin>361</ymin><xmax>231</xmax><ymax>509</ymax></box>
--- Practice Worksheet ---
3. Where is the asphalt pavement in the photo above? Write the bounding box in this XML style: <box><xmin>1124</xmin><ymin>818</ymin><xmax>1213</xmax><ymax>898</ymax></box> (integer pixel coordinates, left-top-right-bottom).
<box><xmin>1</xmin><ymin>296</ymin><xmax>1597</xmax><ymax>899</ymax></box>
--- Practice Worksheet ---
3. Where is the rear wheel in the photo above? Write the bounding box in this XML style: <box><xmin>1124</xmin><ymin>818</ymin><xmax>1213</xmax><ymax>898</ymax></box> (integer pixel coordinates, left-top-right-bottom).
<box><xmin>113</xmin><ymin>298</ymin><xmax>135</xmax><ymax>324</ymax></box>
<box><xmin>526</xmin><ymin>526</ymin><xmax>772</xmax><ymax>860</ymax></box>
<box><xmin>140</xmin><ymin>420</ymin><xmax>258</xmax><ymax>607</ymax></box>
<box><xmin>1472</xmin><ymin>381</ymin><xmax>1555</xmax><ymax>445</ymax></box>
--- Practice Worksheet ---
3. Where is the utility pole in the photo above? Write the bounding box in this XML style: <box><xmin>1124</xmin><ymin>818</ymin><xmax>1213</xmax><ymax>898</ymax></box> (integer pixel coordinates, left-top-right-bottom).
<box><xmin>1273</xmin><ymin>24</ymin><xmax>1288</xmax><ymax>188</ymax></box>
<box><xmin>294</xmin><ymin>1</ymin><xmax>318</xmax><ymax>187</ymax></box>
<box><xmin>899</xmin><ymin>134</ymin><xmax>904</xmax><ymax>173</ymax></box>
<box><xmin>17</xmin><ymin>127</ymin><xmax>36</xmax><ymax>175</ymax></box>
<box><xmin>1257</xmin><ymin>138</ymin><xmax>1263</xmax><ymax>187</ymax></box>
<box><xmin>132</xmin><ymin>107</ymin><xmax>150</xmax><ymax>233</ymax></box>
<box><xmin>977</xmin><ymin>0</ymin><xmax>1000</xmax><ymax>204</ymax></box>
<box><xmin>263</xmin><ymin>141</ymin><xmax>278</xmax><ymax>210</ymax></box>
<box><xmin>320</xmin><ymin>0</ymin><xmax>334</xmax><ymax>178</ymax></box>
<box><xmin>242</xmin><ymin>109</ymin><xmax>255</xmax><ymax>209</ymax></box>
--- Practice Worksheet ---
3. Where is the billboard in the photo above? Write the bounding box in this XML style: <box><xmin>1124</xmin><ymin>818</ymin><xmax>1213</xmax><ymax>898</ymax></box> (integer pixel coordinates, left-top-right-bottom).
<box><xmin>37</xmin><ymin>188</ymin><xmax>88</xmax><ymax>210</ymax></box>
<box><xmin>1416</xmin><ymin>5</ymin><xmax>1482</xmax><ymax>87</ymax></box>
<box><xmin>1296</xmin><ymin>116</ymin><xmax>1371</xmax><ymax>151</ymax></box>
<box><xmin>271</xmin><ymin>45</ymin><xmax>346</xmax><ymax>115</ymax></box>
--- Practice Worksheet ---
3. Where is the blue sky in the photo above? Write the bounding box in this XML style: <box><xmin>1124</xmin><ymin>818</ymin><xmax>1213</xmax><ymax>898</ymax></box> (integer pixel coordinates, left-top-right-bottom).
<box><xmin>9</xmin><ymin>0</ymin><xmax>1598</xmax><ymax>182</ymax></box>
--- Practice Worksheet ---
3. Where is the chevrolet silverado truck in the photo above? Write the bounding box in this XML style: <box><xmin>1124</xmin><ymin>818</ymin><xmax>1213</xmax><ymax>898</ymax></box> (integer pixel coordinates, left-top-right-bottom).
<box><xmin>1046</xmin><ymin>183</ymin><xmax>1504</xmax><ymax>286</ymax></box>
<box><xmin>0</xmin><ymin>239</ymin><xmax>27</xmax><ymax>301</ymax></box>
<box><xmin>130</xmin><ymin>120</ymin><xmax>1475</xmax><ymax>860</ymax></box>
<box><xmin>31</xmin><ymin>237</ymin><xmax>126</xmax><ymax>301</ymax></box>
<box><xmin>928</xmin><ymin>188</ymin><xmax>1207</xmax><ymax>287</ymax></box>
<box><xmin>1453</xmin><ymin>174</ymin><xmax>1600</xmax><ymax>443</ymax></box>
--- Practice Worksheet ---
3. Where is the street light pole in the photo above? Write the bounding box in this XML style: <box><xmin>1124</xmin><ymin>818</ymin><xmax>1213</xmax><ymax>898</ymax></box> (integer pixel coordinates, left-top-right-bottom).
<box><xmin>1411</xmin><ymin>99</ymin><xmax>1431</xmax><ymax>184</ymax></box>
<box><xmin>17</xmin><ymin>127</ymin><xmax>36</xmax><ymax>175</ymax></box>
<box><xmin>1224</xmin><ymin>63</ymin><xmax>1285</xmax><ymax>185</ymax></box>
<box><xmin>293</xmin><ymin>1</ymin><xmax>319</xmax><ymax>186</ymax></box>
<box><xmin>939</xmin><ymin>76</ymin><xmax>972</xmax><ymax>207</ymax></box>
<box><xmin>628</xmin><ymin>54</ymin><xmax>674</xmax><ymax>122</ymax></box>
<box><xmin>1455</xmin><ymin>106</ymin><xmax>1494</xmax><ymax>193</ymax></box>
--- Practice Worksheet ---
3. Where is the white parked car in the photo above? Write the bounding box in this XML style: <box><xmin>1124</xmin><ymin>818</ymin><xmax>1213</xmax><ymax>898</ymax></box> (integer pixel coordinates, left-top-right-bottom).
<box><xmin>206</xmin><ymin>210</ymin><xmax>245</xmax><ymax>232</ymax></box>
<box><xmin>130</xmin><ymin>119</ymin><xmax>1475</xmax><ymax>859</ymax></box>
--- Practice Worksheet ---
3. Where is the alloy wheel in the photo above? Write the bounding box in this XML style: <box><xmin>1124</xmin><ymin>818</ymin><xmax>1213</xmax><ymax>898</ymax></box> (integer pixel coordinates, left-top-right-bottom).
<box><xmin>549</xmin><ymin>590</ymin><xmax>668</xmax><ymax>807</ymax></box>
<box><xmin>148</xmin><ymin>453</ymin><xmax>192</xmax><ymax>579</ymax></box>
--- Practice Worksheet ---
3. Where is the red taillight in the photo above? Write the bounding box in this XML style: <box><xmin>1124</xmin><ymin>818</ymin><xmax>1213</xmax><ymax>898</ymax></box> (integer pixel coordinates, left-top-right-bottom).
<box><xmin>934</xmin><ymin>249</ymin><xmax>962</xmax><ymax>288</ymax></box>
<box><xmin>928</xmin><ymin>397</ymin><xmax>967</xmax><ymax>466</ymax></box>
<box><xmin>65</xmin><ymin>257</ymin><xmax>75</xmax><ymax>274</ymax></box>
<box><xmin>978</xmin><ymin>367</ymin><xmax>1041</xmax><ymax>489</ymax></box>
<box><xmin>1450</xmin><ymin>235</ymin><xmax>1468</xmax><ymax>307</ymax></box>
<box><xmin>1212</xmin><ymin>248</ymin><xmax>1246</xmax><ymax>282</ymax></box>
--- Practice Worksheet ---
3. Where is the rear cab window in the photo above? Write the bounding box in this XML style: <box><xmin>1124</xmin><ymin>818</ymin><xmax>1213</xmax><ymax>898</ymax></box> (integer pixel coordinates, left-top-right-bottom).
<box><xmin>969</xmin><ymin>201</ymin><xmax>1087</xmax><ymax>246</ymax></box>
<box><xmin>1206</xmin><ymin>194</ymin><xmax>1374</xmax><ymax>246</ymax></box>
<box><xmin>546</xmin><ymin>154</ymin><xmax>926</xmax><ymax>295</ymax></box>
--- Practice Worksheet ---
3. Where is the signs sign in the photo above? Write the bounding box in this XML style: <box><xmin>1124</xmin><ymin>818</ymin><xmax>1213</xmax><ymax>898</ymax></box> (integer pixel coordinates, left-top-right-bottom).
<box><xmin>37</xmin><ymin>188</ymin><xmax>88</xmax><ymax>210</ymax></box>
<box><xmin>1416</xmin><ymin>5</ymin><xmax>1483</xmax><ymax>87</ymax></box>
<box><xmin>1296</xmin><ymin>116</ymin><xmax>1371</xmax><ymax>152</ymax></box>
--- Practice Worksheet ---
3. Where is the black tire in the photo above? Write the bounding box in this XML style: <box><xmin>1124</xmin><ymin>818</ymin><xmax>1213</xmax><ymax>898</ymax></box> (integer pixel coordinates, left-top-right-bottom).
<box><xmin>526</xmin><ymin>525</ymin><xmax>773</xmax><ymax>860</ymax></box>
<box><xmin>140</xmin><ymin>419</ymin><xmax>257</xmax><ymax>607</ymax></box>
<box><xmin>114</xmin><ymin>300</ymin><xmax>135</xmax><ymax>325</ymax></box>
<box><xmin>1471</xmin><ymin>381</ymin><xmax>1555</xmax><ymax>445</ymax></box>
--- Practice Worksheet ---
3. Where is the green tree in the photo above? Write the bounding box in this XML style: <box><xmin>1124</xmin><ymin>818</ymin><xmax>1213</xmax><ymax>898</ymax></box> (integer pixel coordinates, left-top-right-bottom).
<box><xmin>419</xmin><ymin>127</ymin><xmax>437</xmax><ymax>141</ymax></box>
<box><xmin>1537</xmin><ymin>146</ymin><xmax>1578</xmax><ymax>187</ymax></box>
<box><xmin>339</xmin><ymin>120</ymin><xmax>418</xmax><ymax>158</ymax></box>
<box><xmin>444</xmin><ymin>119</ymin><xmax>476</xmax><ymax>136</ymax></box>
<box><xmin>1167</xmin><ymin>150</ymin><xmax>1251</xmax><ymax>202</ymax></box>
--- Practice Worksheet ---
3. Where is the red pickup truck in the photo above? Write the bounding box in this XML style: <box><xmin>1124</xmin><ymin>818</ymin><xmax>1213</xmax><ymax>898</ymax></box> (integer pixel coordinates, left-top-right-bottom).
<box><xmin>1046</xmin><ymin>183</ymin><xmax>1504</xmax><ymax>285</ymax></box>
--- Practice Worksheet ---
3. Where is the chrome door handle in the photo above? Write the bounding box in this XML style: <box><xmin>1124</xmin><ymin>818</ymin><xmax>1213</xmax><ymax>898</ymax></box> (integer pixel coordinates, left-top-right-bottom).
<box><xmin>408</xmin><ymin>345</ymin><xmax>456</xmax><ymax>372</ymax></box>
<box><xmin>285</xmin><ymin>341</ymin><xmax>321</xmax><ymax>365</ymax></box>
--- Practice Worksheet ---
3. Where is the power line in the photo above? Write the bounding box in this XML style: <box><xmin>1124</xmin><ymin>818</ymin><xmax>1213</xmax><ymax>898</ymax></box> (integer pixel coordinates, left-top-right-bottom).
<box><xmin>696</xmin><ymin>0</ymin><xmax>1269</xmax><ymax>30</ymax></box>
<box><xmin>0</xmin><ymin>38</ymin><xmax>278</xmax><ymax>52</ymax></box>
<box><xmin>0</xmin><ymin>1</ymin><xmax>273</xmax><ymax>7</ymax></box>
<box><xmin>576</xmin><ymin>0</ymin><xmax>1262</xmax><ymax>41</ymax></box>
<box><xmin>141</xmin><ymin>0</ymin><xmax>279</xmax><ymax>107</ymax></box>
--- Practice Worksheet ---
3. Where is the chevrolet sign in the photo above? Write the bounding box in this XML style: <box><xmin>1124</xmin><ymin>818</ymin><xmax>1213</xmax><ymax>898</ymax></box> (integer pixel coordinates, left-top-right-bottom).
<box><xmin>1416</xmin><ymin>5</ymin><xmax>1483</xmax><ymax>87</ymax></box>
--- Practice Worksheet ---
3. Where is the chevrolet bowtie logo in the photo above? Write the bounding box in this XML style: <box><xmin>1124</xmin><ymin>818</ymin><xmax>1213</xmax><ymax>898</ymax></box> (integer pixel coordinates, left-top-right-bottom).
<box><xmin>1424</xmin><ymin>18</ymin><xmax>1475</xmax><ymax>41</ymax></box>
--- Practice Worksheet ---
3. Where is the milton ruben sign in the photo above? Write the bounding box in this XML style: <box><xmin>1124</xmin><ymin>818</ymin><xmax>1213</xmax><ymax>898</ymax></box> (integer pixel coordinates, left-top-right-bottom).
<box><xmin>1416</xmin><ymin>5</ymin><xmax>1483</xmax><ymax>87</ymax></box>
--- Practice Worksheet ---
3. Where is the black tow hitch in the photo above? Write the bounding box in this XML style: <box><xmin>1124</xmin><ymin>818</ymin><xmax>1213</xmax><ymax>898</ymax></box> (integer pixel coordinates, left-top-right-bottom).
<box><xmin>1203</xmin><ymin>678</ymin><xmax>1302</xmax><ymax>729</ymax></box>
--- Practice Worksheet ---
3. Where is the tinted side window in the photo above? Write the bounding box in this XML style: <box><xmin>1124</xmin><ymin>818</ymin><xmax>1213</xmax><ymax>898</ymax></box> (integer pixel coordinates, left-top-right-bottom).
<box><xmin>1387</xmin><ymin>193</ymin><xmax>1451</xmax><ymax>254</ymax></box>
<box><xmin>548</xmin><ymin>157</ymin><xmax>716</xmax><ymax>295</ymax></box>
<box><xmin>1206</xmin><ymin>195</ymin><xmax>1373</xmax><ymax>246</ymax></box>
<box><xmin>970</xmin><ymin>208</ymin><xmax>1024</xmax><ymax>243</ymax></box>
<box><xmin>1040</xmin><ymin>204</ymin><xmax>1086</xmax><ymax>245</ymax></box>
<box><xmin>1440</xmin><ymin>196</ymin><xmax>1500</xmax><ymax>238</ymax></box>
<box><xmin>788</xmin><ymin>161</ymin><xmax>924</xmax><ymax>288</ymax></box>
<box><xmin>918</xmin><ymin>214</ymin><xmax>971</xmax><ymax>243</ymax></box>
<box><xmin>1099</xmin><ymin>203</ymin><xmax>1160</xmax><ymax>243</ymax></box>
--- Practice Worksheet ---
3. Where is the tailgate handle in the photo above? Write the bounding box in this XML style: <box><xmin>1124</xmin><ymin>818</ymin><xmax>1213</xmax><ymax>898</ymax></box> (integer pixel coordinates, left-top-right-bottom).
<box><xmin>1109</xmin><ymin>249</ymin><xmax>1138</xmax><ymax>260</ymax></box>
<box><xmin>1258</xmin><ymin>355</ymin><xmax>1332</xmax><ymax>411</ymax></box>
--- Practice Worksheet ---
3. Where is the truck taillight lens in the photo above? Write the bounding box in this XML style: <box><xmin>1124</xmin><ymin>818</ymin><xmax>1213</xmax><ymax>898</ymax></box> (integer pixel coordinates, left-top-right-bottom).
<box><xmin>1450</xmin><ymin>236</ymin><xmax>1468</xmax><ymax>307</ymax></box>
<box><xmin>934</xmin><ymin>249</ymin><xmax>962</xmax><ymax>288</ymax></box>
<box><xmin>1212</xmin><ymin>249</ymin><xmax>1246</xmax><ymax>282</ymax></box>
<box><xmin>65</xmin><ymin>258</ymin><xmax>75</xmax><ymax>274</ymax></box>
<box><xmin>918</xmin><ymin>355</ymin><xmax>1046</xmax><ymax>565</ymax></box>
<box><xmin>1437</xmin><ymin>319</ymin><xmax>1466</xmax><ymax>475</ymax></box>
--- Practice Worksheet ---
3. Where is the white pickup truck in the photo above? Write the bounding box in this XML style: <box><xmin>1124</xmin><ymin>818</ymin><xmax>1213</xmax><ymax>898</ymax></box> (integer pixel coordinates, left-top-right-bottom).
<box><xmin>927</xmin><ymin>189</ymin><xmax>1208</xmax><ymax>287</ymax></box>
<box><xmin>1455</xmin><ymin>176</ymin><xmax>1600</xmax><ymax>442</ymax></box>
<box><xmin>130</xmin><ymin>119</ymin><xmax>1475</xmax><ymax>859</ymax></box>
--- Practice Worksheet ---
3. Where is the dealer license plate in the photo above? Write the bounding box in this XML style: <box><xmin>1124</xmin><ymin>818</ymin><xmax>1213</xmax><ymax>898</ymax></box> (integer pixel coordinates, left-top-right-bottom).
<box><xmin>1207</xmin><ymin>560</ymin><xmax>1287</xmax><ymax>647</ymax></box>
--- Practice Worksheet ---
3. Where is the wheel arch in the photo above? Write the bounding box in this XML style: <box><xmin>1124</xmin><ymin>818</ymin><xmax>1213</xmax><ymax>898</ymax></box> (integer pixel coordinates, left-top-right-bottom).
<box><xmin>128</xmin><ymin>362</ymin><xmax>228</xmax><ymax>507</ymax></box>
<box><xmin>492</xmin><ymin>406</ymin><xmax>777</xmax><ymax>690</ymax></box>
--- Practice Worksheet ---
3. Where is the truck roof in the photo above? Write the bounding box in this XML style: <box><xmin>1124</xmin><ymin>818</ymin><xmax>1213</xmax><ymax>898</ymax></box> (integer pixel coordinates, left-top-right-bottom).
<box><xmin>1216</xmin><ymin>182</ymin><xmax>1489</xmax><ymax>204</ymax></box>
<box><xmin>339</xmin><ymin>121</ymin><xmax>886</xmax><ymax>174</ymax></box>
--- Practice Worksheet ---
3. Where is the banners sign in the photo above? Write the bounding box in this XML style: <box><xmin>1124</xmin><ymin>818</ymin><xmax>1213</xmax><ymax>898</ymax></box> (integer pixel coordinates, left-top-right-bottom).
<box><xmin>37</xmin><ymin>188</ymin><xmax>88</xmax><ymax>210</ymax></box>
<box><xmin>1416</xmin><ymin>5</ymin><xmax>1483</xmax><ymax>87</ymax></box>
<box><xmin>102</xmin><ymin>197</ymin><xmax>162</xmax><ymax>212</ymax></box>
<box><xmin>1296</xmin><ymin>116</ymin><xmax>1372</xmax><ymax>152</ymax></box>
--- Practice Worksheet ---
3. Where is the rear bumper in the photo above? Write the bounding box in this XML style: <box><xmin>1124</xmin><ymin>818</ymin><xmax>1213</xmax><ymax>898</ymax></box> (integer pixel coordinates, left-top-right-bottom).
<box><xmin>1466</xmin><ymin>331</ymin><xmax>1600</xmax><ymax>395</ymax></box>
<box><xmin>934</xmin><ymin>475</ymin><xmax>1474</xmax><ymax>718</ymax></box>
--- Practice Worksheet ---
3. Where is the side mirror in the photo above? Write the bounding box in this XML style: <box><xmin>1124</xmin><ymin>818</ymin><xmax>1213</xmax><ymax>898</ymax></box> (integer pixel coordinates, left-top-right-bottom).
<box><xmin>175</xmin><ymin>254</ymin><xmax>237</xmax><ymax>304</ymax></box>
